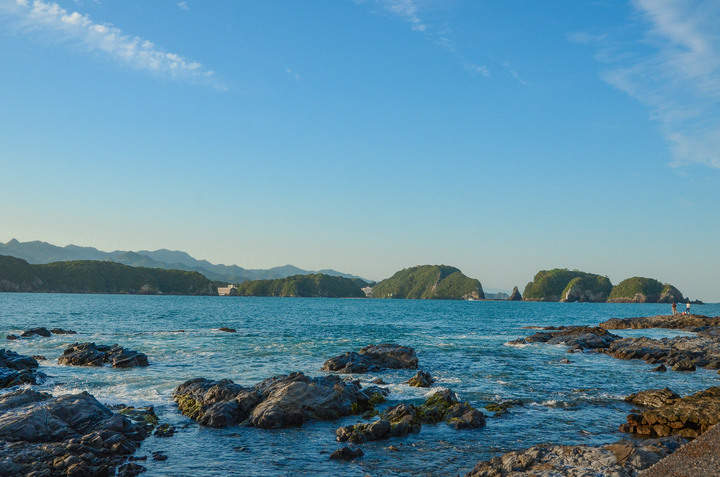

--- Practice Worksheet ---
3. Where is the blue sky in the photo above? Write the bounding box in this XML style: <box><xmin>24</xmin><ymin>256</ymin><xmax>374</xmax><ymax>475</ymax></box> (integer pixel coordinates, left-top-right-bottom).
<box><xmin>1</xmin><ymin>0</ymin><xmax>719</xmax><ymax>301</ymax></box>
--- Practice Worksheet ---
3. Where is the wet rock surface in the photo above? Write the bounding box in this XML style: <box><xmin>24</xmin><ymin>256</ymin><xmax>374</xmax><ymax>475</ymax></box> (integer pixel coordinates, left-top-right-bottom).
<box><xmin>620</xmin><ymin>386</ymin><xmax>720</xmax><ymax>439</ymax></box>
<box><xmin>0</xmin><ymin>349</ymin><xmax>45</xmax><ymax>389</ymax></box>
<box><xmin>329</xmin><ymin>446</ymin><xmax>364</xmax><ymax>461</ymax></box>
<box><xmin>174</xmin><ymin>372</ymin><xmax>377</xmax><ymax>429</ymax></box>
<box><xmin>322</xmin><ymin>343</ymin><xmax>419</xmax><ymax>373</ymax></box>
<box><xmin>508</xmin><ymin>326</ymin><xmax>621</xmax><ymax>350</ymax></box>
<box><xmin>465</xmin><ymin>437</ymin><xmax>686</xmax><ymax>477</ymax></box>
<box><xmin>6</xmin><ymin>327</ymin><xmax>77</xmax><ymax>340</ymax></box>
<box><xmin>599</xmin><ymin>333</ymin><xmax>720</xmax><ymax>371</ymax></box>
<box><xmin>0</xmin><ymin>388</ymin><xmax>148</xmax><ymax>476</ymax></box>
<box><xmin>58</xmin><ymin>342</ymin><xmax>149</xmax><ymax>368</ymax></box>
<box><xmin>336</xmin><ymin>389</ymin><xmax>485</xmax><ymax>444</ymax></box>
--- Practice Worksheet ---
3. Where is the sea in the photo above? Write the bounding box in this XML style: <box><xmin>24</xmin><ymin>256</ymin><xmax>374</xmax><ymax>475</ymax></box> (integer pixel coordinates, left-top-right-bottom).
<box><xmin>2</xmin><ymin>294</ymin><xmax>719</xmax><ymax>476</ymax></box>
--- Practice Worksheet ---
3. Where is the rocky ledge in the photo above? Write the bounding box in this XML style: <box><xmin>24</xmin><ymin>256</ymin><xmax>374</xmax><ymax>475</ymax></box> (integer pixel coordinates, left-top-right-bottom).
<box><xmin>174</xmin><ymin>371</ymin><xmax>388</xmax><ymax>429</ymax></box>
<box><xmin>600</xmin><ymin>314</ymin><xmax>720</xmax><ymax>332</ymax></box>
<box><xmin>0</xmin><ymin>388</ymin><xmax>148</xmax><ymax>477</ymax></box>
<box><xmin>464</xmin><ymin>436</ymin><xmax>686</xmax><ymax>477</ymax></box>
<box><xmin>58</xmin><ymin>342</ymin><xmax>149</xmax><ymax>368</ymax></box>
<box><xmin>322</xmin><ymin>343</ymin><xmax>418</xmax><ymax>373</ymax></box>
<box><xmin>508</xmin><ymin>326</ymin><xmax>621</xmax><ymax>351</ymax></box>
<box><xmin>0</xmin><ymin>349</ymin><xmax>45</xmax><ymax>389</ymax></box>
<box><xmin>620</xmin><ymin>386</ymin><xmax>720</xmax><ymax>439</ymax></box>
<box><xmin>336</xmin><ymin>389</ymin><xmax>485</xmax><ymax>444</ymax></box>
<box><xmin>599</xmin><ymin>332</ymin><xmax>720</xmax><ymax>371</ymax></box>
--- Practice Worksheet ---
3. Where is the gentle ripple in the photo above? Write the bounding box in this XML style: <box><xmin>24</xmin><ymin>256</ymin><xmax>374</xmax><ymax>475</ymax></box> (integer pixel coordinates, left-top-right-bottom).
<box><xmin>1</xmin><ymin>294</ymin><xmax>719</xmax><ymax>476</ymax></box>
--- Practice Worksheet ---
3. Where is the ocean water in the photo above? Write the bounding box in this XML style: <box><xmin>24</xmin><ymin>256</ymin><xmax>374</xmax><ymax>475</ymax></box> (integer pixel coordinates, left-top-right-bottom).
<box><xmin>2</xmin><ymin>294</ymin><xmax>719</xmax><ymax>476</ymax></box>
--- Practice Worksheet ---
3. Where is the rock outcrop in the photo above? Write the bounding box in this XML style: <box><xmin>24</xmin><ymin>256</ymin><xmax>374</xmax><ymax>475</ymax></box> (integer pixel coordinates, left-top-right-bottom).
<box><xmin>608</xmin><ymin>277</ymin><xmax>685</xmax><ymax>303</ymax></box>
<box><xmin>0</xmin><ymin>349</ymin><xmax>45</xmax><ymax>389</ymax></box>
<box><xmin>407</xmin><ymin>370</ymin><xmax>434</xmax><ymax>387</ymax></box>
<box><xmin>58</xmin><ymin>343</ymin><xmax>149</xmax><ymax>368</ymax></box>
<box><xmin>620</xmin><ymin>387</ymin><xmax>720</xmax><ymax>439</ymax></box>
<box><xmin>0</xmin><ymin>388</ymin><xmax>148</xmax><ymax>476</ymax></box>
<box><xmin>465</xmin><ymin>437</ymin><xmax>686</xmax><ymax>477</ymax></box>
<box><xmin>600</xmin><ymin>314</ymin><xmax>720</xmax><ymax>331</ymax></box>
<box><xmin>508</xmin><ymin>326</ymin><xmax>621</xmax><ymax>351</ymax></box>
<box><xmin>508</xmin><ymin>286</ymin><xmax>522</xmax><ymax>301</ymax></box>
<box><xmin>322</xmin><ymin>343</ymin><xmax>419</xmax><ymax>373</ymax></box>
<box><xmin>598</xmin><ymin>333</ymin><xmax>720</xmax><ymax>371</ymax></box>
<box><xmin>335</xmin><ymin>389</ymin><xmax>485</xmax><ymax>444</ymax></box>
<box><xmin>370</xmin><ymin>265</ymin><xmax>484</xmax><ymax>300</ymax></box>
<box><xmin>174</xmin><ymin>372</ymin><xmax>381</xmax><ymax>429</ymax></box>
<box><xmin>522</xmin><ymin>269</ymin><xmax>612</xmax><ymax>302</ymax></box>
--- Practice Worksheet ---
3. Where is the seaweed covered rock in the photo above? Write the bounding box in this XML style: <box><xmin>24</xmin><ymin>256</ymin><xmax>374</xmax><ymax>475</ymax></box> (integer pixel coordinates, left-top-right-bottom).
<box><xmin>0</xmin><ymin>388</ymin><xmax>148</xmax><ymax>476</ymax></box>
<box><xmin>620</xmin><ymin>387</ymin><xmax>720</xmax><ymax>439</ymax></box>
<box><xmin>322</xmin><ymin>343</ymin><xmax>419</xmax><ymax>373</ymax></box>
<box><xmin>174</xmin><ymin>372</ymin><xmax>377</xmax><ymax>429</ymax></box>
<box><xmin>58</xmin><ymin>342</ymin><xmax>149</xmax><ymax>368</ymax></box>
<box><xmin>465</xmin><ymin>437</ymin><xmax>685</xmax><ymax>477</ymax></box>
<box><xmin>407</xmin><ymin>370</ymin><xmax>434</xmax><ymax>388</ymax></box>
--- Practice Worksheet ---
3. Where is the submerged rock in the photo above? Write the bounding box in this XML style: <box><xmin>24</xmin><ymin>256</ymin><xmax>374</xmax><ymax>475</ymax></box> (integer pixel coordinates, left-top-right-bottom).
<box><xmin>465</xmin><ymin>437</ymin><xmax>685</xmax><ymax>477</ymax></box>
<box><xmin>174</xmin><ymin>372</ymin><xmax>377</xmax><ymax>429</ymax></box>
<box><xmin>620</xmin><ymin>386</ymin><xmax>720</xmax><ymax>439</ymax></box>
<box><xmin>20</xmin><ymin>327</ymin><xmax>52</xmax><ymax>338</ymax></box>
<box><xmin>0</xmin><ymin>388</ymin><xmax>148</xmax><ymax>476</ymax></box>
<box><xmin>329</xmin><ymin>446</ymin><xmax>364</xmax><ymax>461</ymax></box>
<box><xmin>322</xmin><ymin>343</ymin><xmax>418</xmax><ymax>373</ymax></box>
<box><xmin>58</xmin><ymin>342</ymin><xmax>149</xmax><ymax>368</ymax></box>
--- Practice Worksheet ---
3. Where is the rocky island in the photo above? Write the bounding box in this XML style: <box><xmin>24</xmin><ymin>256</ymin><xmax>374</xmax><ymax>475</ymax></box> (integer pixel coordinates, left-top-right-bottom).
<box><xmin>370</xmin><ymin>264</ymin><xmax>484</xmax><ymax>300</ymax></box>
<box><xmin>233</xmin><ymin>273</ymin><xmax>368</xmax><ymax>298</ymax></box>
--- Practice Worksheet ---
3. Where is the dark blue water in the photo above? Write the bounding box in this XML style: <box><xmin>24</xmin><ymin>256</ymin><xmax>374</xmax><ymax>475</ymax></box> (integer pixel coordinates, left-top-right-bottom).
<box><xmin>2</xmin><ymin>294</ymin><xmax>719</xmax><ymax>476</ymax></box>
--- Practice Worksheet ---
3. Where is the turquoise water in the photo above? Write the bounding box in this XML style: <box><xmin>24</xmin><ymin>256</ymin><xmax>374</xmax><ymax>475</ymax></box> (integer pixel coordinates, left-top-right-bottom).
<box><xmin>2</xmin><ymin>294</ymin><xmax>719</xmax><ymax>476</ymax></box>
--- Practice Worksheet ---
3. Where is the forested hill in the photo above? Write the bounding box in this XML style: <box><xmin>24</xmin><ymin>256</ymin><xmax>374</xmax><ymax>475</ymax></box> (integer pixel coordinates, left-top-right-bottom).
<box><xmin>370</xmin><ymin>265</ymin><xmax>484</xmax><ymax>300</ymax></box>
<box><xmin>0</xmin><ymin>255</ymin><xmax>216</xmax><ymax>295</ymax></box>
<box><xmin>234</xmin><ymin>273</ymin><xmax>367</xmax><ymax>298</ymax></box>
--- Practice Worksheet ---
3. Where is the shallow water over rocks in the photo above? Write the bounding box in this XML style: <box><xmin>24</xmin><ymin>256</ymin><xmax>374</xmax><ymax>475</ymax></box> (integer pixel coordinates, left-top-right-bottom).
<box><xmin>2</xmin><ymin>294</ymin><xmax>719</xmax><ymax>476</ymax></box>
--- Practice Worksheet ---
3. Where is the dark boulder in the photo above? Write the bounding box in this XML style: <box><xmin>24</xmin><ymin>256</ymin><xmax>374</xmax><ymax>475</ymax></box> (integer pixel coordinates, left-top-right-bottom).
<box><xmin>0</xmin><ymin>349</ymin><xmax>44</xmax><ymax>389</ymax></box>
<box><xmin>58</xmin><ymin>342</ymin><xmax>149</xmax><ymax>368</ymax></box>
<box><xmin>508</xmin><ymin>286</ymin><xmax>522</xmax><ymax>301</ymax></box>
<box><xmin>322</xmin><ymin>343</ymin><xmax>418</xmax><ymax>373</ymax></box>
<box><xmin>329</xmin><ymin>446</ymin><xmax>364</xmax><ymax>461</ymax></box>
<box><xmin>174</xmin><ymin>372</ymin><xmax>376</xmax><ymax>429</ymax></box>
<box><xmin>20</xmin><ymin>327</ymin><xmax>52</xmax><ymax>338</ymax></box>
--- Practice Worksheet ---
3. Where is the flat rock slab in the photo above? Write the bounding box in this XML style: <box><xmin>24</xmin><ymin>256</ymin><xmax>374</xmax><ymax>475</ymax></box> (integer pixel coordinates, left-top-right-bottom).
<box><xmin>599</xmin><ymin>334</ymin><xmax>720</xmax><ymax>370</ymax></box>
<box><xmin>322</xmin><ymin>343</ymin><xmax>419</xmax><ymax>373</ymax></box>
<box><xmin>0</xmin><ymin>388</ymin><xmax>147</xmax><ymax>476</ymax></box>
<box><xmin>621</xmin><ymin>386</ymin><xmax>720</xmax><ymax>439</ymax></box>
<box><xmin>600</xmin><ymin>314</ymin><xmax>720</xmax><ymax>331</ymax></box>
<box><xmin>58</xmin><ymin>342</ymin><xmax>149</xmax><ymax>368</ymax></box>
<box><xmin>637</xmin><ymin>422</ymin><xmax>720</xmax><ymax>477</ymax></box>
<box><xmin>174</xmin><ymin>371</ymin><xmax>379</xmax><ymax>429</ymax></box>
<box><xmin>465</xmin><ymin>437</ymin><xmax>685</xmax><ymax>477</ymax></box>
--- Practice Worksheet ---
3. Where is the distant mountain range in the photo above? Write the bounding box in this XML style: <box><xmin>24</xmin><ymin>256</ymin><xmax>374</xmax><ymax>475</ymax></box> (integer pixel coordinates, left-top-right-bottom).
<box><xmin>0</xmin><ymin>239</ymin><xmax>368</xmax><ymax>285</ymax></box>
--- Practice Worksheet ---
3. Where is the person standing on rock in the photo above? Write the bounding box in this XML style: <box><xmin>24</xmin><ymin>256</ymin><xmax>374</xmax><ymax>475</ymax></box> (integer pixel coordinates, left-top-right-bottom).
<box><xmin>686</xmin><ymin>302</ymin><xmax>691</xmax><ymax>315</ymax></box>
<box><xmin>671</xmin><ymin>302</ymin><xmax>677</xmax><ymax>315</ymax></box>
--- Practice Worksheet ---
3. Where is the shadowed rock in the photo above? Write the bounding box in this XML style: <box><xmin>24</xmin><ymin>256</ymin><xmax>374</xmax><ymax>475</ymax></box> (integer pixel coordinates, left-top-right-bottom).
<box><xmin>0</xmin><ymin>349</ymin><xmax>44</xmax><ymax>389</ymax></box>
<box><xmin>407</xmin><ymin>370</ymin><xmax>434</xmax><ymax>387</ymax></box>
<box><xmin>0</xmin><ymin>388</ymin><xmax>148</xmax><ymax>476</ymax></box>
<box><xmin>508</xmin><ymin>326</ymin><xmax>621</xmax><ymax>350</ymax></box>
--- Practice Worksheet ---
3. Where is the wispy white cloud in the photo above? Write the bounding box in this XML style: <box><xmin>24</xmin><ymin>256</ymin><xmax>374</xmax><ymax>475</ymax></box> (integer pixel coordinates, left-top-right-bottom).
<box><xmin>601</xmin><ymin>0</ymin><xmax>720</xmax><ymax>169</ymax></box>
<box><xmin>285</xmin><ymin>68</ymin><xmax>301</xmax><ymax>82</ymax></box>
<box><xmin>177</xmin><ymin>2</ymin><xmax>188</xmax><ymax>11</ymax></box>
<box><xmin>465</xmin><ymin>63</ymin><xmax>489</xmax><ymax>78</ymax></box>
<box><xmin>0</xmin><ymin>0</ymin><xmax>223</xmax><ymax>89</ymax></box>
<box><xmin>383</xmin><ymin>0</ymin><xmax>426</xmax><ymax>32</ymax></box>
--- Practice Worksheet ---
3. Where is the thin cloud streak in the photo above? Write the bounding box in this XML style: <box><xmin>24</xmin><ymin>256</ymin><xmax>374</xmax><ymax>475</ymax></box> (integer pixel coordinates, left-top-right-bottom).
<box><xmin>602</xmin><ymin>0</ymin><xmax>720</xmax><ymax>169</ymax></box>
<box><xmin>0</xmin><ymin>0</ymin><xmax>223</xmax><ymax>90</ymax></box>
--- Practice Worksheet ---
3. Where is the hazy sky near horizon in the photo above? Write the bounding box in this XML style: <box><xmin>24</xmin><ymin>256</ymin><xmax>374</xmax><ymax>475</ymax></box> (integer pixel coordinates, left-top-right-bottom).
<box><xmin>1</xmin><ymin>0</ymin><xmax>719</xmax><ymax>301</ymax></box>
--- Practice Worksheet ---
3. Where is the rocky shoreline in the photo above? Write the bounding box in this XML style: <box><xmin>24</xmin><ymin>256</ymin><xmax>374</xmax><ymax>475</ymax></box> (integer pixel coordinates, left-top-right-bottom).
<box><xmin>3</xmin><ymin>313</ymin><xmax>720</xmax><ymax>475</ymax></box>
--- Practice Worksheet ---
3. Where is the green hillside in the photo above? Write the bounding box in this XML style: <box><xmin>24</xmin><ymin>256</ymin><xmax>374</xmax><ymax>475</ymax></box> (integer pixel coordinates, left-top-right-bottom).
<box><xmin>523</xmin><ymin>268</ymin><xmax>612</xmax><ymax>302</ymax></box>
<box><xmin>234</xmin><ymin>273</ymin><xmax>366</xmax><ymax>298</ymax></box>
<box><xmin>370</xmin><ymin>265</ymin><xmax>484</xmax><ymax>300</ymax></box>
<box><xmin>0</xmin><ymin>255</ymin><xmax>216</xmax><ymax>295</ymax></box>
<box><xmin>608</xmin><ymin>277</ymin><xmax>684</xmax><ymax>303</ymax></box>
